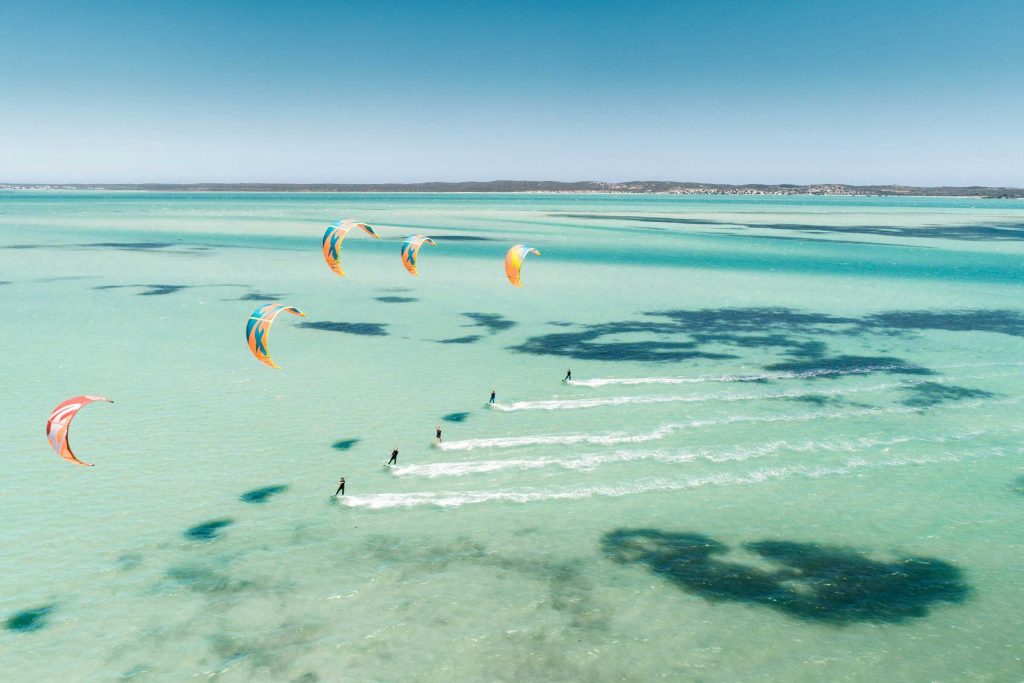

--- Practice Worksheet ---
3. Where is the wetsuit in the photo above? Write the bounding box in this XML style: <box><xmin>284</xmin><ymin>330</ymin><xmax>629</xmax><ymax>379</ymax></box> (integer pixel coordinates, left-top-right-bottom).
<box><xmin>564</xmin><ymin>370</ymin><xmax>572</xmax><ymax>381</ymax></box>
<box><xmin>334</xmin><ymin>479</ymin><xmax>345</xmax><ymax>496</ymax></box>
<box><xmin>436</xmin><ymin>429</ymin><xmax>442</xmax><ymax>441</ymax></box>
<box><xmin>388</xmin><ymin>450</ymin><xmax>398</xmax><ymax>465</ymax></box>
<box><xmin>489</xmin><ymin>391</ymin><xmax>496</xmax><ymax>404</ymax></box>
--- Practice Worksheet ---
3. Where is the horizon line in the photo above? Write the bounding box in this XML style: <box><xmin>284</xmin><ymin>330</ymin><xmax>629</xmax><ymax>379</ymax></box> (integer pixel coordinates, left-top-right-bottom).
<box><xmin>3</xmin><ymin>180</ymin><xmax>1023</xmax><ymax>191</ymax></box>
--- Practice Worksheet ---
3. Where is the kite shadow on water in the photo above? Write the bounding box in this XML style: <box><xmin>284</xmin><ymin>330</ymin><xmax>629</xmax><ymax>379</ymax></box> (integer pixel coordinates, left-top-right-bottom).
<box><xmin>4</xmin><ymin>605</ymin><xmax>56</xmax><ymax>633</ymax></box>
<box><xmin>601</xmin><ymin>529</ymin><xmax>969</xmax><ymax>625</ymax></box>
<box><xmin>240</xmin><ymin>485</ymin><xmax>289</xmax><ymax>504</ymax></box>
<box><xmin>184</xmin><ymin>519</ymin><xmax>234</xmax><ymax>542</ymax></box>
<box><xmin>94</xmin><ymin>283</ymin><xmax>190</xmax><ymax>296</ymax></box>
<box><xmin>298</xmin><ymin>321</ymin><xmax>389</xmax><ymax>336</ymax></box>
<box><xmin>237</xmin><ymin>290</ymin><xmax>285</xmax><ymax>301</ymax></box>
<box><xmin>1010</xmin><ymin>476</ymin><xmax>1024</xmax><ymax>496</ymax></box>
<box><xmin>436</xmin><ymin>335</ymin><xmax>483</xmax><ymax>345</ymax></box>
<box><xmin>375</xmin><ymin>296</ymin><xmax>418</xmax><ymax>304</ymax></box>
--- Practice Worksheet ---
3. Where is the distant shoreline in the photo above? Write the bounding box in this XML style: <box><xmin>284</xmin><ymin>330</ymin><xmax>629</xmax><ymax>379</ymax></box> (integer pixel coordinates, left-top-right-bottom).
<box><xmin>2</xmin><ymin>181</ymin><xmax>1023</xmax><ymax>199</ymax></box>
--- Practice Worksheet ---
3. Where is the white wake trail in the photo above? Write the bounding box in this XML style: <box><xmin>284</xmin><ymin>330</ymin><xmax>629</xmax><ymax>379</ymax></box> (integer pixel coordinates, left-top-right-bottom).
<box><xmin>395</xmin><ymin>426</ymin><xmax>996</xmax><ymax>479</ymax></box>
<box><xmin>436</xmin><ymin>424</ymin><xmax>679</xmax><ymax>452</ymax></box>
<box><xmin>439</xmin><ymin>404</ymin><xmax>918</xmax><ymax>453</ymax></box>
<box><xmin>490</xmin><ymin>379</ymin><xmax>922</xmax><ymax>412</ymax></box>
<box><xmin>392</xmin><ymin>450</ymin><xmax>697</xmax><ymax>478</ymax></box>
<box><xmin>345</xmin><ymin>448</ymin><xmax>1009</xmax><ymax>509</ymax></box>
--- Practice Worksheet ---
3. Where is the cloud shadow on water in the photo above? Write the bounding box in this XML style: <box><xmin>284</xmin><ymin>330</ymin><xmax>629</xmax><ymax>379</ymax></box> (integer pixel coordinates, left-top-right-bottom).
<box><xmin>463</xmin><ymin>312</ymin><xmax>516</xmax><ymax>334</ymax></box>
<box><xmin>785</xmin><ymin>394</ymin><xmax>842</xmax><ymax>407</ymax></box>
<box><xmin>4</xmin><ymin>605</ymin><xmax>56</xmax><ymax>633</ymax></box>
<box><xmin>332</xmin><ymin>439</ymin><xmax>360</xmax><ymax>451</ymax></box>
<box><xmin>764</xmin><ymin>355</ymin><xmax>933</xmax><ymax>377</ymax></box>
<box><xmin>511</xmin><ymin>318</ymin><xmax>738</xmax><ymax>363</ymax></box>
<box><xmin>900</xmin><ymin>382</ymin><xmax>995</xmax><ymax>408</ymax></box>
<box><xmin>166</xmin><ymin>563</ymin><xmax>253</xmax><ymax>593</ymax></box>
<box><xmin>860</xmin><ymin>310</ymin><xmax>1024</xmax><ymax>337</ymax></box>
<box><xmin>512</xmin><ymin>308</ymin><xmax>856</xmax><ymax>363</ymax></box>
<box><xmin>602</xmin><ymin>529</ymin><xmax>968</xmax><ymax>625</ymax></box>
<box><xmin>511</xmin><ymin>306</ymin><xmax>1022</xmax><ymax>373</ymax></box>
<box><xmin>299</xmin><ymin>321</ymin><xmax>388</xmax><ymax>336</ymax></box>
<box><xmin>443</xmin><ymin>412</ymin><xmax>470</xmax><ymax>422</ymax></box>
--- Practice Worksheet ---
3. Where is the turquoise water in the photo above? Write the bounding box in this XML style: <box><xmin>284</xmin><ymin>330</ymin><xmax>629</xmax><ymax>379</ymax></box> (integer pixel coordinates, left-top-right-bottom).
<box><xmin>1</xmin><ymin>191</ymin><xmax>1023</xmax><ymax>681</ymax></box>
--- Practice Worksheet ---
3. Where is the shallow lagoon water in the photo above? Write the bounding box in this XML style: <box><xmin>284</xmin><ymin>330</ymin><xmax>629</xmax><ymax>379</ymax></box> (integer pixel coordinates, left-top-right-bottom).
<box><xmin>1</xmin><ymin>191</ymin><xmax>1023</xmax><ymax>681</ymax></box>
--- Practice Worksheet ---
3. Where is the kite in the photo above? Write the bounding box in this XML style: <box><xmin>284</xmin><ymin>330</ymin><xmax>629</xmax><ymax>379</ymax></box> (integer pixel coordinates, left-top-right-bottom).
<box><xmin>45</xmin><ymin>395</ymin><xmax>113</xmax><ymax>466</ymax></box>
<box><xmin>400</xmin><ymin>235</ymin><xmax>436</xmax><ymax>276</ymax></box>
<box><xmin>322</xmin><ymin>219</ymin><xmax>380</xmax><ymax>277</ymax></box>
<box><xmin>504</xmin><ymin>244</ymin><xmax>540</xmax><ymax>287</ymax></box>
<box><xmin>246</xmin><ymin>303</ymin><xmax>306</xmax><ymax>368</ymax></box>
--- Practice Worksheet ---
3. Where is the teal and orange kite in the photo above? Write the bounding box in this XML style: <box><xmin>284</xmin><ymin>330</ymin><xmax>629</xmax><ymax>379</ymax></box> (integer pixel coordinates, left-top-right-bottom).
<box><xmin>246</xmin><ymin>303</ymin><xmax>305</xmax><ymax>368</ymax></box>
<box><xmin>401</xmin><ymin>235</ymin><xmax>436</xmax><ymax>276</ymax></box>
<box><xmin>322</xmin><ymin>219</ymin><xmax>380</xmax><ymax>277</ymax></box>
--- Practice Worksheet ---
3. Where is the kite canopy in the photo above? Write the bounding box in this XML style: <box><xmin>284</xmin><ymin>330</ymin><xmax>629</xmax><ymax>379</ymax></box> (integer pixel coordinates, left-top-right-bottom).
<box><xmin>45</xmin><ymin>395</ymin><xmax>113</xmax><ymax>466</ymax></box>
<box><xmin>246</xmin><ymin>303</ymin><xmax>306</xmax><ymax>368</ymax></box>
<box><xmin>400</xmin><ymin>235</ymin><xmax>436</xmax><ymax>276</ymax></box>
<box><xmin>505</xmin><ymin>244</ymin><xmax>541</xmax><ymax>287</ymax></box>
<box><xmin>322</xmin><ymin>219</ymin><xmax>380</xmax><ymax>277</ymax></box>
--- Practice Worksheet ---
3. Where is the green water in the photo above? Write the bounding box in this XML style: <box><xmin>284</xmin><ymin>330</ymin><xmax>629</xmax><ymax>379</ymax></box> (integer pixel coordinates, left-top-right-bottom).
<box><xmin>1</xmin><ymin>191</ymin><xmax>1023</xmax><ymax>681</ymax></box>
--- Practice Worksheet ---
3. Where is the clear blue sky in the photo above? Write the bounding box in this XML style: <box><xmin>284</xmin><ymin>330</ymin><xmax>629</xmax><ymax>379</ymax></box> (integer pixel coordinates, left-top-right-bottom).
<box><xmin>1</xmin><ymin>0</ymin><xmax>1022</xmax><ymax>184</ymax></box>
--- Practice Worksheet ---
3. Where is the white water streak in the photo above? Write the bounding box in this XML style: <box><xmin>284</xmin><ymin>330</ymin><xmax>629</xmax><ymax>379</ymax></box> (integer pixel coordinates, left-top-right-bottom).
<box><xmin>491</xmin><ymin>379</ymin><xmax>917</xmax><ymax>412</ymax></box>
<box><xmin>438</xmin><ymin>404</ymin><xmax>924</xmax><ymax>452</ymax></box>
<box><xmin>395</xmin><ymin>428</ymin><xmax>994</xmax><ymax>479</ymax></box>
<box><xmin>345</xmin><ymin>450</ymin><xmax>1007</xmax><ymax>509</ymax></box>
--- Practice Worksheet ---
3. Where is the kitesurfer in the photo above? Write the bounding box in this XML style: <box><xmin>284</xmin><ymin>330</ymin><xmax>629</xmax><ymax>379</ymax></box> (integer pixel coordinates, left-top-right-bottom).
<box><xmin>435</xmin><ymin>426</ymin><xmax>442</xmax><ymax>443</ymax></box>
<box><xmin>563</xmin><ymin>369</ymin><xmax>572</xmax><ymax>382</ymax></box>
<box><xmin>489</xmin><ymin>390</ymin><xmax>496</xmax><ymax>404</ymax></box>
<box><xmin>334</xmin><ymin>477</ymin><xmax>346</xmax><ymax>496</ymax></box>
<box><xmin>388</xmin><ymin>448</ymin><xmax>399</xmax><ymax>465</ymax></box>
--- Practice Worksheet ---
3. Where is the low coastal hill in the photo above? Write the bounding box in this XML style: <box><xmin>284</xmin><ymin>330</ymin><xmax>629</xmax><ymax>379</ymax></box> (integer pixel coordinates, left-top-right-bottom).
<box><xmin>2</xmin><ymin>180</ymin><xmax>1022</xmax><ymax>198</ymax></box>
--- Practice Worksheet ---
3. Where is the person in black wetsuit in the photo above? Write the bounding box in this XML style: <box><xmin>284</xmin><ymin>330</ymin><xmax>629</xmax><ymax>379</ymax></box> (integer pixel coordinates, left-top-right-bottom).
<box><xmin>435</xmin><ymin>426</ymin><xmax>442</xmax><ymax>443</ymax></box>
<box><xmin>334</xmin><ymin>477</ymin><xmax>345</xmax><ymax>496</ymax></box>
<box><xmin>388</xmin><ymin>448</ymin><xmax>398</xmax><ymax>465</ymax></box>
<box><xmin>489</xmin><ymin>390</ymin><xmax>496</xmax><ymax>404</ymax></box>
<box><xmin>564</xmin><ymin>369</ymin><xmax>572</xmax><ymax>382</ymax></box>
